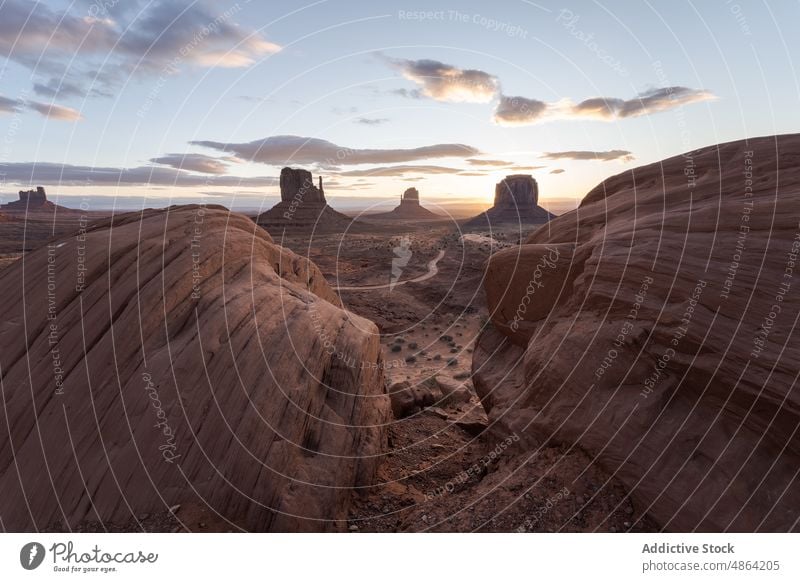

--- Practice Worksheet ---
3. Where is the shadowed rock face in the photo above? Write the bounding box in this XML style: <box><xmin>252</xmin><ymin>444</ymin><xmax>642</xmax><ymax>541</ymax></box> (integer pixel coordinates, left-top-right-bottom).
<box><xmin>279</xmin><ymin>167</ymin><xmax>326</xmax><ymax>204</ymax></box>
<box><xmin>494</xmin><ymin>175</ymin><xmax>538</xmax><ymax>208</ymax></box>
<box><xmin>473</xmin><ymin>134</ymin><xmax>800</xmax><ymax>532</ymax></box>
<box><xmin>257</xmin><ymin>167</ymin><xmax>352</xmax><ymax>231</ymax></box>
<box><xmin>2</xmin><ymin>186</ymin><xmax>56</xmax><ymax>211</ymax></box>
<box><xmin>465</xmin><ymin>174</ymin><xmax>553</xmax><ymax>228</ymax></box>
<box><xmin>368</xmin><ymin>187</ymin><xmax>440</xmax><ymax>220</ymax></box>
<box><xmin>400</xmin><ymin>187</ymin><xmax>420</xmax><ymax>205</ymax></box>
<box><xmin>0</xmin><ymin>206</ymin><xmax>389</xmax><ymax>531</ymax></box>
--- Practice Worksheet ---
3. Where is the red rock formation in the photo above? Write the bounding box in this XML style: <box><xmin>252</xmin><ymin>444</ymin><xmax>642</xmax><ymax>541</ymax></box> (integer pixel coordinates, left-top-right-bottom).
<box><xmin>2</xmin><ymin>186</ymin><xmax>57</xmax><ymax>212</ymax></box>
<box><xmin>369</xmin><ymin>187</ymin><xmax>441</xmax><ymax>220</ymax></box>
<box><xmin>473</xmin><ymin>135</ymin><xmax>800</xmax><ymax>532</ymax></box>
<box><xmin>465</xmin><ymin>174</ymin><xmax>554</xmax><ymax>228</ymax></box>
<box><xmin>257</xmin><ymin>167</ymin><xmax>352</xmax><ymax>231</ymax></box>
<box><xmin>0</xmin><ymin>205</ymin><xmax>390</xmax><ymax>531</ymax></box>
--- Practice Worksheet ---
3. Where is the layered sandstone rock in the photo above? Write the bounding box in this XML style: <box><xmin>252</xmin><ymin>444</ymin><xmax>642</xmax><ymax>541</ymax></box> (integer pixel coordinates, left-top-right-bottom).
<box><xmin>369</xmin><ymin>187</ymin><xmax>441</xmax><ymax>220</ymax></box>
<box><xmin>0</xmin><ymin>205</ymin><xmax>390</xmax><ymax>531</ymax></box>
<box><xmin>257</xmin><ymin>167</ymin><xmax>352</xmax><ymax>231</ymax></box>
<box><xmin>473</xmin><ymin>135</ymin><xmax>800</xmax><ymax>532</ymax></box>
<box><xmin>465</xmin><ymin>175</ymin><xmax>554</xmax><ymax>228</ymax></box>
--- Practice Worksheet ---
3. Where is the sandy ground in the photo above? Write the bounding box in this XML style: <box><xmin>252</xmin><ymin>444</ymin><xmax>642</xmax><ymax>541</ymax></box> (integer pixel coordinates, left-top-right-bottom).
<box><xmin>276</xmin><ymin>218</ymin><xmax>656</xmax><ymax>532</ymax></box>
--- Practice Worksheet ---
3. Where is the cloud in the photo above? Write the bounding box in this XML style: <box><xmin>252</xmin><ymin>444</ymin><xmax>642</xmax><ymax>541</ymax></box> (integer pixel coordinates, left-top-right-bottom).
<box><xmin>26</xmin><ymin>101</ymin><xmax>83</xmax><ymax>121</ymax></box>
<box><xmin>494</xmin><ymin>87</ymin><xmax>715</xmax><ymax>125</ymax></box>
<box><xmin>542</xmin><ymin>150</ymin><xmax>634</xmax><ymax>162</ymax></box>
<box><xmin>33</xmin><ymin>79</ymin><xmax>89</xmax><ymax>100</ymax></box>
<box><xmin>493</xmin><ymin>95</ymin><xmax>549</xmax><ymax>125</ymax></box>
<box><xmin>389</xmin><ymin>58</ymin><xmax>499</xmax><ymax>103</ymax></box>
<box><xmin>0</xmin><ymin>0</ymin><xmax>280</xmax><ymax>100</ymax></box>
<box><xmin>389</xmin><ymin>88</ymin><xmax>424</xmax><ymax>99</ymax></box>
<box><xmin>0</xmin><ymin>96</ymin><xmax>20</xmax><ymax>114</ymax></box>
<box><xmin>571</xmin><ymin>87</ymin><xmax>715</xmax><ymax>119</ymax></box>
<box><xmin>0</xmin><ymin>162</ymin><xmax>278</xmax><ymax>187</ymax></box>
<box><xmin>466</xmin><ymin>158</ymin><xmax>514</xmax><ymax>167</ymax></box>
<box><xmin>336</xmin><ymin>165</ymin><xmax>462</xmax><ymax>177</ymax></box>
<box><xmin>0</xmin><ymin>95</ymin><xmax>81</xmax><ymax>121</ymax></box>
<box><xmin>354</xmin><ymin>117</ymin><xmax>390</xmax><ymax>126</ymax></box>
<box><xmin>150</xmin><ymin>153</ymin><xmax>230</xmax><ymax>174</ymax></box>
<box><xmin>191</xmin><ymin>135</ymin><xmax>480</xmax><ymax>165</ymax></box>
<box><xmin>550</xmin><ymin>168</ymin><xmax>565</xmax><ymax>174</ymax></box>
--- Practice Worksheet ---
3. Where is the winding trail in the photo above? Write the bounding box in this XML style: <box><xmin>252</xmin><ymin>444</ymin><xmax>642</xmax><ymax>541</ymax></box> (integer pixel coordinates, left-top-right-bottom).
<box><xmin>335</xmin><ymin>250</ymin><xmax>445</xmax><ymax>291</ymax></box>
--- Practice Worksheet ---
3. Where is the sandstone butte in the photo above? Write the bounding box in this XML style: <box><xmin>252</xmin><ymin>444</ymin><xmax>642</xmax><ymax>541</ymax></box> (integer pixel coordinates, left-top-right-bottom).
<box><xmin>465</xmin><ymin>174</ymin><xmax>554</xmax><ymax>228</ymax></box>
<box><xmin>474</xmin><ymin>134</ymin><xmax>800</xmax><ymax>532</ymax></box>
<box><xmin>0</xmin><ymin>205</ymin><xmax>390</xmax><ymax>531</ymax></box>
<box><xmin>369</xmin><ymin>187</ymin><xmax>442</xmax><ymax>220</ymax></box>
<box><xmin>256</xmin><ymin>167</ymin><xmax>352</xmax><ymax>232</ymax></box>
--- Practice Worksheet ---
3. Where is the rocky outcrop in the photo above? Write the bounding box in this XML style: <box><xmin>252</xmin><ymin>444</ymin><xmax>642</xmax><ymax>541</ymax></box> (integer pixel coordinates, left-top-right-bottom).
<box><xmin>472</xmin><ymin>135</ymin><xmax>800</xmax><ymax>532</ymax></box>
<box><xmin>401</xmin><ymin>187</ymin><xmax>420</xmax><ymax>204</ymax></box>
<box><xmin>0</xmin><ymin>205</ymin><xmax>390</xmax><ymax>531</ymax></box>
<box><xmin>257</xmin><ymin>167</ymin><xmax>352</xmax><ymax>232</ymax></box>
<box><xmin>465</xmin><ymin>174</ymin><xmax>554</xmax><ymax>228</ymax></box>
<box><xmin>494</xmin><ymin>175</ymin><xmax>538</xmax><ymax>208</ymax></box>
<box><xmin>2</xmin><ymin>186</ymin><xmax>57</xmax><ymax>212</ymax></box>
<box><xmin>368</xmin><ymin>187</ymin><xmax>441</xmax><ymax>220</ymax></box>
<box><xmin>279</xmin><ymin>168</ymin><xmax>326</xmax><ymax>204</ymax></box>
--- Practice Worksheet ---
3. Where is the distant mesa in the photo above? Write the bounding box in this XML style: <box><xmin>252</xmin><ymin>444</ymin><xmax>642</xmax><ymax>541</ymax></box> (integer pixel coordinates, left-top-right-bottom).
<box><xmin>1</xmin><ymin>186</ymin><xmax>58</xmax><ymax>212</ymax></box>
<box><xmin>464</xmin><ymin>174</ymin><xmax>554</xmax><ymax>228</ymax></box>
<box><xmin>256</xmin><ymin>167</ymin><xmax>352</xmax><ymax>232</ymax></box>
<box><xmin>368</xmin><ymin>187</ymin><xmax>441</xmax><ymax>220</ymax></box>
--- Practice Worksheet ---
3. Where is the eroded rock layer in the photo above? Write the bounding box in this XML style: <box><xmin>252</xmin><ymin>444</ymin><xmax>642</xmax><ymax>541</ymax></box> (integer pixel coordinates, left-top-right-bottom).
<box><xmin>473</xmin><ymin>134</ymin><xmax>800</xmax><ymax>532</ymax></box>
<box><xmin>0</xmin><ymin>205</ymin><xmax>389</xmax><ymax>531</ymax></box>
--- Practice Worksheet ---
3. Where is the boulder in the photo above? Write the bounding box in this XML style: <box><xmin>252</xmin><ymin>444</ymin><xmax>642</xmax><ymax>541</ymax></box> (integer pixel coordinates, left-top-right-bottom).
<box><xmin>0</xmin><ymin>205</ymin><xmax>390</xmax><ymax>531</ymax></box>
<box><xmin>434</xmin><ymin>376</ymin><xmax>473</xmax><ymax>406</ymax></box>
<box><xmin>388</xmin><ymin>380</ymin><xmax>439</xmax><ymax>418</ymax></box>
<box><xmin>473</xmin><ymin>134</ymin><xmax>800</xmax><ymax>532</ymax></box>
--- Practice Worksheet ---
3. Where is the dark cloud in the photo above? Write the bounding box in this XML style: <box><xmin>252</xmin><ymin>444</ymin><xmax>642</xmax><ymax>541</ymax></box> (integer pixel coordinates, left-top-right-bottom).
<box><xmin>550</xmin><ymin>168</ymin><xmax>565</xmax><ymax>174</ymax></box>
<box><xmin>190</xmin><ymin>135</ymin><xmax>480</xmax><ymax>165</ymax></box>
<box><xmin>542</xmin><ymin>150</ymin><xmax>634</xmax><ymax>162</ymax></box>
<box><xmin>388</xmin><ymin>58</ymin><xmax>499</xmax><ymax>103</ymax></box>
<box><xmin>0</xmin><ymin>0</ymin><xmax>280</xmax><ymax>101</ymax></box>
<box><xmin>493</xmin><ymin>95</ymin><xmax>549</xmax><ymax>125</ymax></box>
<box><xmin>0</xmin><ymin>96</ymin><xmax>20</xmax><ymax>114</ymax></box>
<box><xmin>33</xmin><ymin>79</ymin><xmax>89</xmax><ymax>100</ymax></box>
<box><xmin>150</xmin><ymin>153</ymin><xmax>230</xmax><ymax>175</ymax></box>
<box><xmin>354</xmin><ymin>117</ymin><xmax>390</xmax><ymax>126</ymax></box>
<box><xmin>0</xmin><ymin>161</ymin><xmax>278</xmax><ymax>187</ymax></box>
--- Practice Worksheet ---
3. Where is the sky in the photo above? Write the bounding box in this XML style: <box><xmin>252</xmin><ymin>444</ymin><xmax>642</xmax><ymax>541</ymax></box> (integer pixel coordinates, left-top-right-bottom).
<box><xmin>0</xmin><ymin>0</ymin><xmax>798</xmax><ymax>213</ymax></box>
